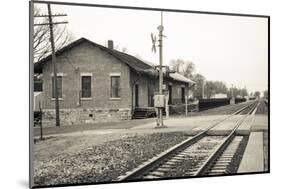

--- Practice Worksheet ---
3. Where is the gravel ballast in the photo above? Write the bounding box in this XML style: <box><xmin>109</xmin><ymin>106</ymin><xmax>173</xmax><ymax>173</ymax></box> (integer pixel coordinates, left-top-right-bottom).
<box><xmin>34</xmin><ymin>132</ymin><xmax>190</xmax><ymax>186</ymax></box>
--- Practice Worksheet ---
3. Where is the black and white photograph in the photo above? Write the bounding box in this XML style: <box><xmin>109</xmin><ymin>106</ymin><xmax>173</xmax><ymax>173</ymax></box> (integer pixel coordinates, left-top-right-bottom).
<box><xmin>30</xmin><ymin>0</ymin><xmax>269</xmax><ymax>188</ymax></box>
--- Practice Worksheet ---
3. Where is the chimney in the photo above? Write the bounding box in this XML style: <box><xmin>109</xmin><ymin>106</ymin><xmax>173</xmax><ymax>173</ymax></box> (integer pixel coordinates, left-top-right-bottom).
<box><xmin>108</xmin><ymin>40</ymin><xmax>114</xmax><ymax>50</ymax></box>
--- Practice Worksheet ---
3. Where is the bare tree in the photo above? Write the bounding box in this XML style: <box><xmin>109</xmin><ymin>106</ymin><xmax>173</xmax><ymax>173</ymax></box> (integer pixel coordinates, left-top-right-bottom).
<box><xmin>191</xmin><ymin>73</ymin><xmax>205</xmax><ymax>99</ymax></box>
<box><xmin>33</xmin><ymin>6</ymin><xmax>73</xmax><ymax>62</ymax></box>
<box><xmin>240</xmin><ymin>88</ymin><xmax>248</xmax><ymax>97</ymax></box>
<box><xmin>121</xmin><ymin>47</ymin><xmax>128</xmax><ymax>53</ymax></box>
<box><xmin>169</xmin><ymin>59</ymin><xmax>195</xmax><ymax>78</ymax></box>
<box><xmin>112</xmin><ymin>43</ymin><xmax>128</xmax><ymax>53</ymax></box>
<box><xmin>263</xmin><ymin>90</ymin><xmax>268</xmax><ymax>98</ymax></box>
<box><xmin>226</xmin><ymin>86</ymin><xmax>248</xmax><ymax>98</ymax></box>
<box><xmin>205</xmin><ymin>81</ymin><xmax>216</xmax><ymax>99</ymax></box>
<box><xmin>204</xmin><ymin>81</ymin><xmax>228</xmax><ymax>98</ymax></box>
<box><xmin>254</xmin><ymin>91</ymin><xmax>261</xmax><ymax>98</ymax></box>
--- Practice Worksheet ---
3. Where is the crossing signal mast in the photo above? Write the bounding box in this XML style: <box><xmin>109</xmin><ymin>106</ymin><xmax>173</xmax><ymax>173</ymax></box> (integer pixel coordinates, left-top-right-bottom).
<box><xmin>151</xmin><ymin>11</ymin><xmax>167</xmax><ymax>128</ymax></box>
<box><xmin>33</xmin><ymin>3</ymin><xmax>68</xmax><ymax>127</ymax></box>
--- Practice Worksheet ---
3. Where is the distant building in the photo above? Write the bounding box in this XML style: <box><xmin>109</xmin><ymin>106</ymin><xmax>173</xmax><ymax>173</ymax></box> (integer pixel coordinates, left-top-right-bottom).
<box><xmin>34</xmin><ymin>38</ymin><xmax>195</xmax><ymax>126</ymax></box>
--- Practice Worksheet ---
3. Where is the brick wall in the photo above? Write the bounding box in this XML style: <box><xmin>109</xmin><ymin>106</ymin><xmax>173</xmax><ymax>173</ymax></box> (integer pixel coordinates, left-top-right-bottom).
<box><xmin>41</xmin><ymin>41</ymin><xmax>132</xmax><ymax>125</ymax></box>
<box><xmin>154</xmin><ymin>78</ymin><xmax>189</xmax><ymax>105</ymax></box>
<box><xmin>39</xmin><ymin>40</ymin><xmax>193</xmax><ymax>126</ymax></box>
<box><xmin>130</xmin><ymin>71</ymin><xmax>155</xmax><ymax>108</ymax></box>
<box><xmin>42</xmin><ymin>108</ymin><xmax>131</xmax><ymax>126</ymax></box>
<box><xmin>42</xmin><ymin>41</ymin><xmax>131</xmax><ymax>109</ymax></box>
<box><xmin>166</xmin><ymin>80</ymin><xmax>189</xmax><ymax>104</ymax></box>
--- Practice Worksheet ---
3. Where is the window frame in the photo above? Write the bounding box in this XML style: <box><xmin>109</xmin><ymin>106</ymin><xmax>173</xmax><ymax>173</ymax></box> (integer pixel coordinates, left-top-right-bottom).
<box><xmin>80</xmin><ymin>73</ymin><xmax>93</xmax><ymax>100</ymax></box>
<box><xmin>110</xmin><ymin>73</ymin><xmax>121</xmax><ymax>99</ymax></box>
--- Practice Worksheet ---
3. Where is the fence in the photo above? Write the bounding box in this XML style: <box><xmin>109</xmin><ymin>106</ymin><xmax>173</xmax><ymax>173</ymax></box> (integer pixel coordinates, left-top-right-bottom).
<box><xmin>234</xmin><ymin>98</ymin><xmax>246</xmax><ymax>104</ymax></box>
<box><xmin>198</xmin><ymin>98</ymin><xmax>231</xmax><ymax>111</ymax></box>
<box><xmin>169</xmin><ymin>101</ymin><xmax>199</xmax><ymax>114</ymax></box>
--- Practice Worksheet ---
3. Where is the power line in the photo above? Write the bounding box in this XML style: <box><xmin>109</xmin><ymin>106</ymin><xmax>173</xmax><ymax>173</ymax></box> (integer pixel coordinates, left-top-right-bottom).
<box><xmin>34</xmin><ymin>13</ymin><xmax>67</xmax><ymax>17</ymax></box>
<box><xmin>34</xmin><ymin>21</ymin><xmax>68</xmax><ymax>26</ymax></box>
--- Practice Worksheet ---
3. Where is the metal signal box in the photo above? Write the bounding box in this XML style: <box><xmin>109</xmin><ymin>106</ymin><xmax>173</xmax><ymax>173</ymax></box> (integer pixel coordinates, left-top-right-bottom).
<box><xmin>154</xmin><ymin>95</ymin><xmax>165</xmax><ymax>108</ymax></box>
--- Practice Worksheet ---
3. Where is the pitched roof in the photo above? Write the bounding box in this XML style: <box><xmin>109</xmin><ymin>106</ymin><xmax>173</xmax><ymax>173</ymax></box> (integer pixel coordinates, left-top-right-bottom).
<box><xmin>34</xmin><ymin>37</ymin><xmax>155</xmax><ymax>74</ymax></box>
<box><xmin>34</xmin><ymin>37</ymin><xmax>194</xmax><ymax>84</ymax></box>
<box><xmin>139</xmin><ymin>59</ymin><xmax>195</xmax><ymax>84</ymax></box>
<box><xmin>170</xmin><ymin>73</ymin><xmax>195</xmax><ymax>84</ymax></box>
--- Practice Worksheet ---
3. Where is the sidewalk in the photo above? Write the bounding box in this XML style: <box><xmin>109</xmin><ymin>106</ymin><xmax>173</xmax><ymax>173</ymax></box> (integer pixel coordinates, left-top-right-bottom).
<box><xmin>132</xmin><ymin>115</ymin><xmax>226</xmax><ymax>132</ymax></box>
<box><xmin>237</xmin><ymin>114</ymin><xmax>268</xmax><ymax>173</ymax></box>
<box><xmin>33</xmin><ymin>118</ymin><xmax>155</xmax><ymax>137</ymax></box>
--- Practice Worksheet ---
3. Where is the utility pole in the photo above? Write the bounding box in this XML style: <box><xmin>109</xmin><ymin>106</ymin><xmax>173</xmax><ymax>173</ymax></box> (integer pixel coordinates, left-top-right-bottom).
<box><xmin>150</xmin><ymin>12</ymin><xmax>167</xmax><ymax>128</ymax></box>
<box><xmin>157</xmin><ymin>11</ymin><xmax>164</xmax><ymax>128</ymax></box>
<box><xmin>47</xmin><ymin>4</ymin><xmax>60</xmax><ymax>127</ymax></box>
<box><xmin>33</xmin><ymin>4</ymin><xmax>68</xmax><ymax>126</ymax></box>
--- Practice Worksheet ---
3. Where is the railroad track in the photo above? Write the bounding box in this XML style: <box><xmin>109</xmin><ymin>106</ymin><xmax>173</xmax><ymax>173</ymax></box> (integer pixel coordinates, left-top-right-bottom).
<box><xmin>117</xmin><ymin>101</ymin><xmax>258</xmax><ymax>181</ymax></box>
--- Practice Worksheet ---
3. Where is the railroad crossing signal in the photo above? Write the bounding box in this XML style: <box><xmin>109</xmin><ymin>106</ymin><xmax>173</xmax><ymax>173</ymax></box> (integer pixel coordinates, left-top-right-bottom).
<box><xmin>151</xmin><ymin>33</ymin><xmax>157</xmax><ymax>53</ymax></box>
<box><xmin>154</xmin><ymin>95</ymin><xmax>165</xmax><ymax>108</ymax></box>
<box><xmin>152</xmin><ymin>11</ymin><xmax>167</xmax><ymax>128</ymax></box>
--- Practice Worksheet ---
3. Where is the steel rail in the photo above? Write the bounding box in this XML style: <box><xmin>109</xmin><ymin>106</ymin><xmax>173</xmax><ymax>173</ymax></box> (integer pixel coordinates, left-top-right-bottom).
<box><xmin>193</xmin><ymin>101</ymin><xmax>258</xmax><ymax>176</ymax></box>
<box><xmin>117</xmin><ymin>101</ymin><xmax>257</xmax><ymax>181</ymax></box>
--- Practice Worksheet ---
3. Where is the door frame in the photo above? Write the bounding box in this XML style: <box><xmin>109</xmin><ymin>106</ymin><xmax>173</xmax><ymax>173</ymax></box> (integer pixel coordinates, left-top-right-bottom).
<box><xmin>168</xmin><ymin>84</ymin><xmax>172</xmax><ymax>105</ymax></box>
<box><xmin>135</xmin><ymin>84</ymin><xmax>139</xmax><ymax>107</ymax></box>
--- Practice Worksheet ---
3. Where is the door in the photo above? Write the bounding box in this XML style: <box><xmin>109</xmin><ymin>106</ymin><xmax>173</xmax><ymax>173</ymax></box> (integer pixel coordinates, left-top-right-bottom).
<box><xmin>181</xmin><ymin>87</ymin><xmax>185</xmax><ymax>103</ymax></box>
<box><xmin>148</xmin><ymin>84</ymin><xmax>154</xmax><ymax>107</ymax></box>
<box><xmin>168</xmin><ymin>85</ymin><xmax>172</xmax><ymax>104</ymax></box>
<box><xmin>135</xmin><ymin>84</ymin><xmax>139</xmax><ymax>107</ymax></box>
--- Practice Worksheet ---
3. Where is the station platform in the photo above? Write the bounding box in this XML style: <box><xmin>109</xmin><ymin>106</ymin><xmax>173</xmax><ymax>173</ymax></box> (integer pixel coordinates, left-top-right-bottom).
<box><xmin>131</xmin><ymin>115</ymin><xmax>228</xmax><ymax>134</ymax></box>
<box><xmin>238</xmin><ymin>131</ymin><xmax>264</xmax><ymax>173</ymax></box>
<box><xmin>235</xmin><ymin>115</ymin><xmax>255</xmax><ymax>135</ymax></box>
<box><xmin>131</xmin><ymin>114</ymin><xmax>268</xmax><ymax>136</ymax></box>
<box><xmin>251</xmin><ymin>115</ymin><xmax>268</xmax><ymax>132</ymax></box>
<box><xmin>237</xmin><ymin>114</ymin><xmax>268</xmax><ymax>173</ymax></box>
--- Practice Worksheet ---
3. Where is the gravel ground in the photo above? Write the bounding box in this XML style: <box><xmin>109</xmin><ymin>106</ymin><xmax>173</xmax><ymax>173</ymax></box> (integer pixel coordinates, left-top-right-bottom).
<box><xmin>227</xmin><ymin>136</ymin><xmax>249</xmax><ymax>173</ymax></box>
<box><xmin>32</xmin><ymin>100</ymin><xmax>265</xmax><ymax>187</ymax></box>
<box><xmin>33</xmin><ymin>132</ymin><xmax>190</xmax><ymax>187</ymax></box>
<box><xmin>263</xmin><ymin>131</ymin><xmax>269</xmax><ymax>171</ymax></box>
<box><xmin>255</xmin><ymin>100</ymin><xmax>268</xmax><ymax>114</ymax></box>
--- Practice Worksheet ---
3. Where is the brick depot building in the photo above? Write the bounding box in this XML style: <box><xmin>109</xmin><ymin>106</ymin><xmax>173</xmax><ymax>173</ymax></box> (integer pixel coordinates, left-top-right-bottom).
<box><xmin>34</xmin><ymin>38</ymin><xmax>195</xmax><ymax>126</ymax></box>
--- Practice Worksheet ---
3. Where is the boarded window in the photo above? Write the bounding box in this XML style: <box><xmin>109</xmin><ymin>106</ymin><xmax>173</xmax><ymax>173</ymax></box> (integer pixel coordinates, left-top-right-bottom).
<box><xmin>81</xmin><ymin>76</ymin><xmax>92</xmax><ymax>98</ymax></box>
<box><xmin>111</xmin><ymin>76</ymin><xmax>120</xmax><ymax>98</ymax></box>
<box><xmin>52</xmin><ymin>76</ymin><xmax>62</xmax><ymax>98</ymax></box>
<box><xmin>34</xmin><ymin>79</ymin><xmax>43</xmax><ymax>92</ymax></box>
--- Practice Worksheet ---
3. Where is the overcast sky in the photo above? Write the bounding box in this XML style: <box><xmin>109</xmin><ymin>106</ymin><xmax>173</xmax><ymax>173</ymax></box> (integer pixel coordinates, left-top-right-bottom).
<box><xmin>35</xmin><ymin>2</ymin><xmax>268</xmax><ymax>94</ymax></box>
